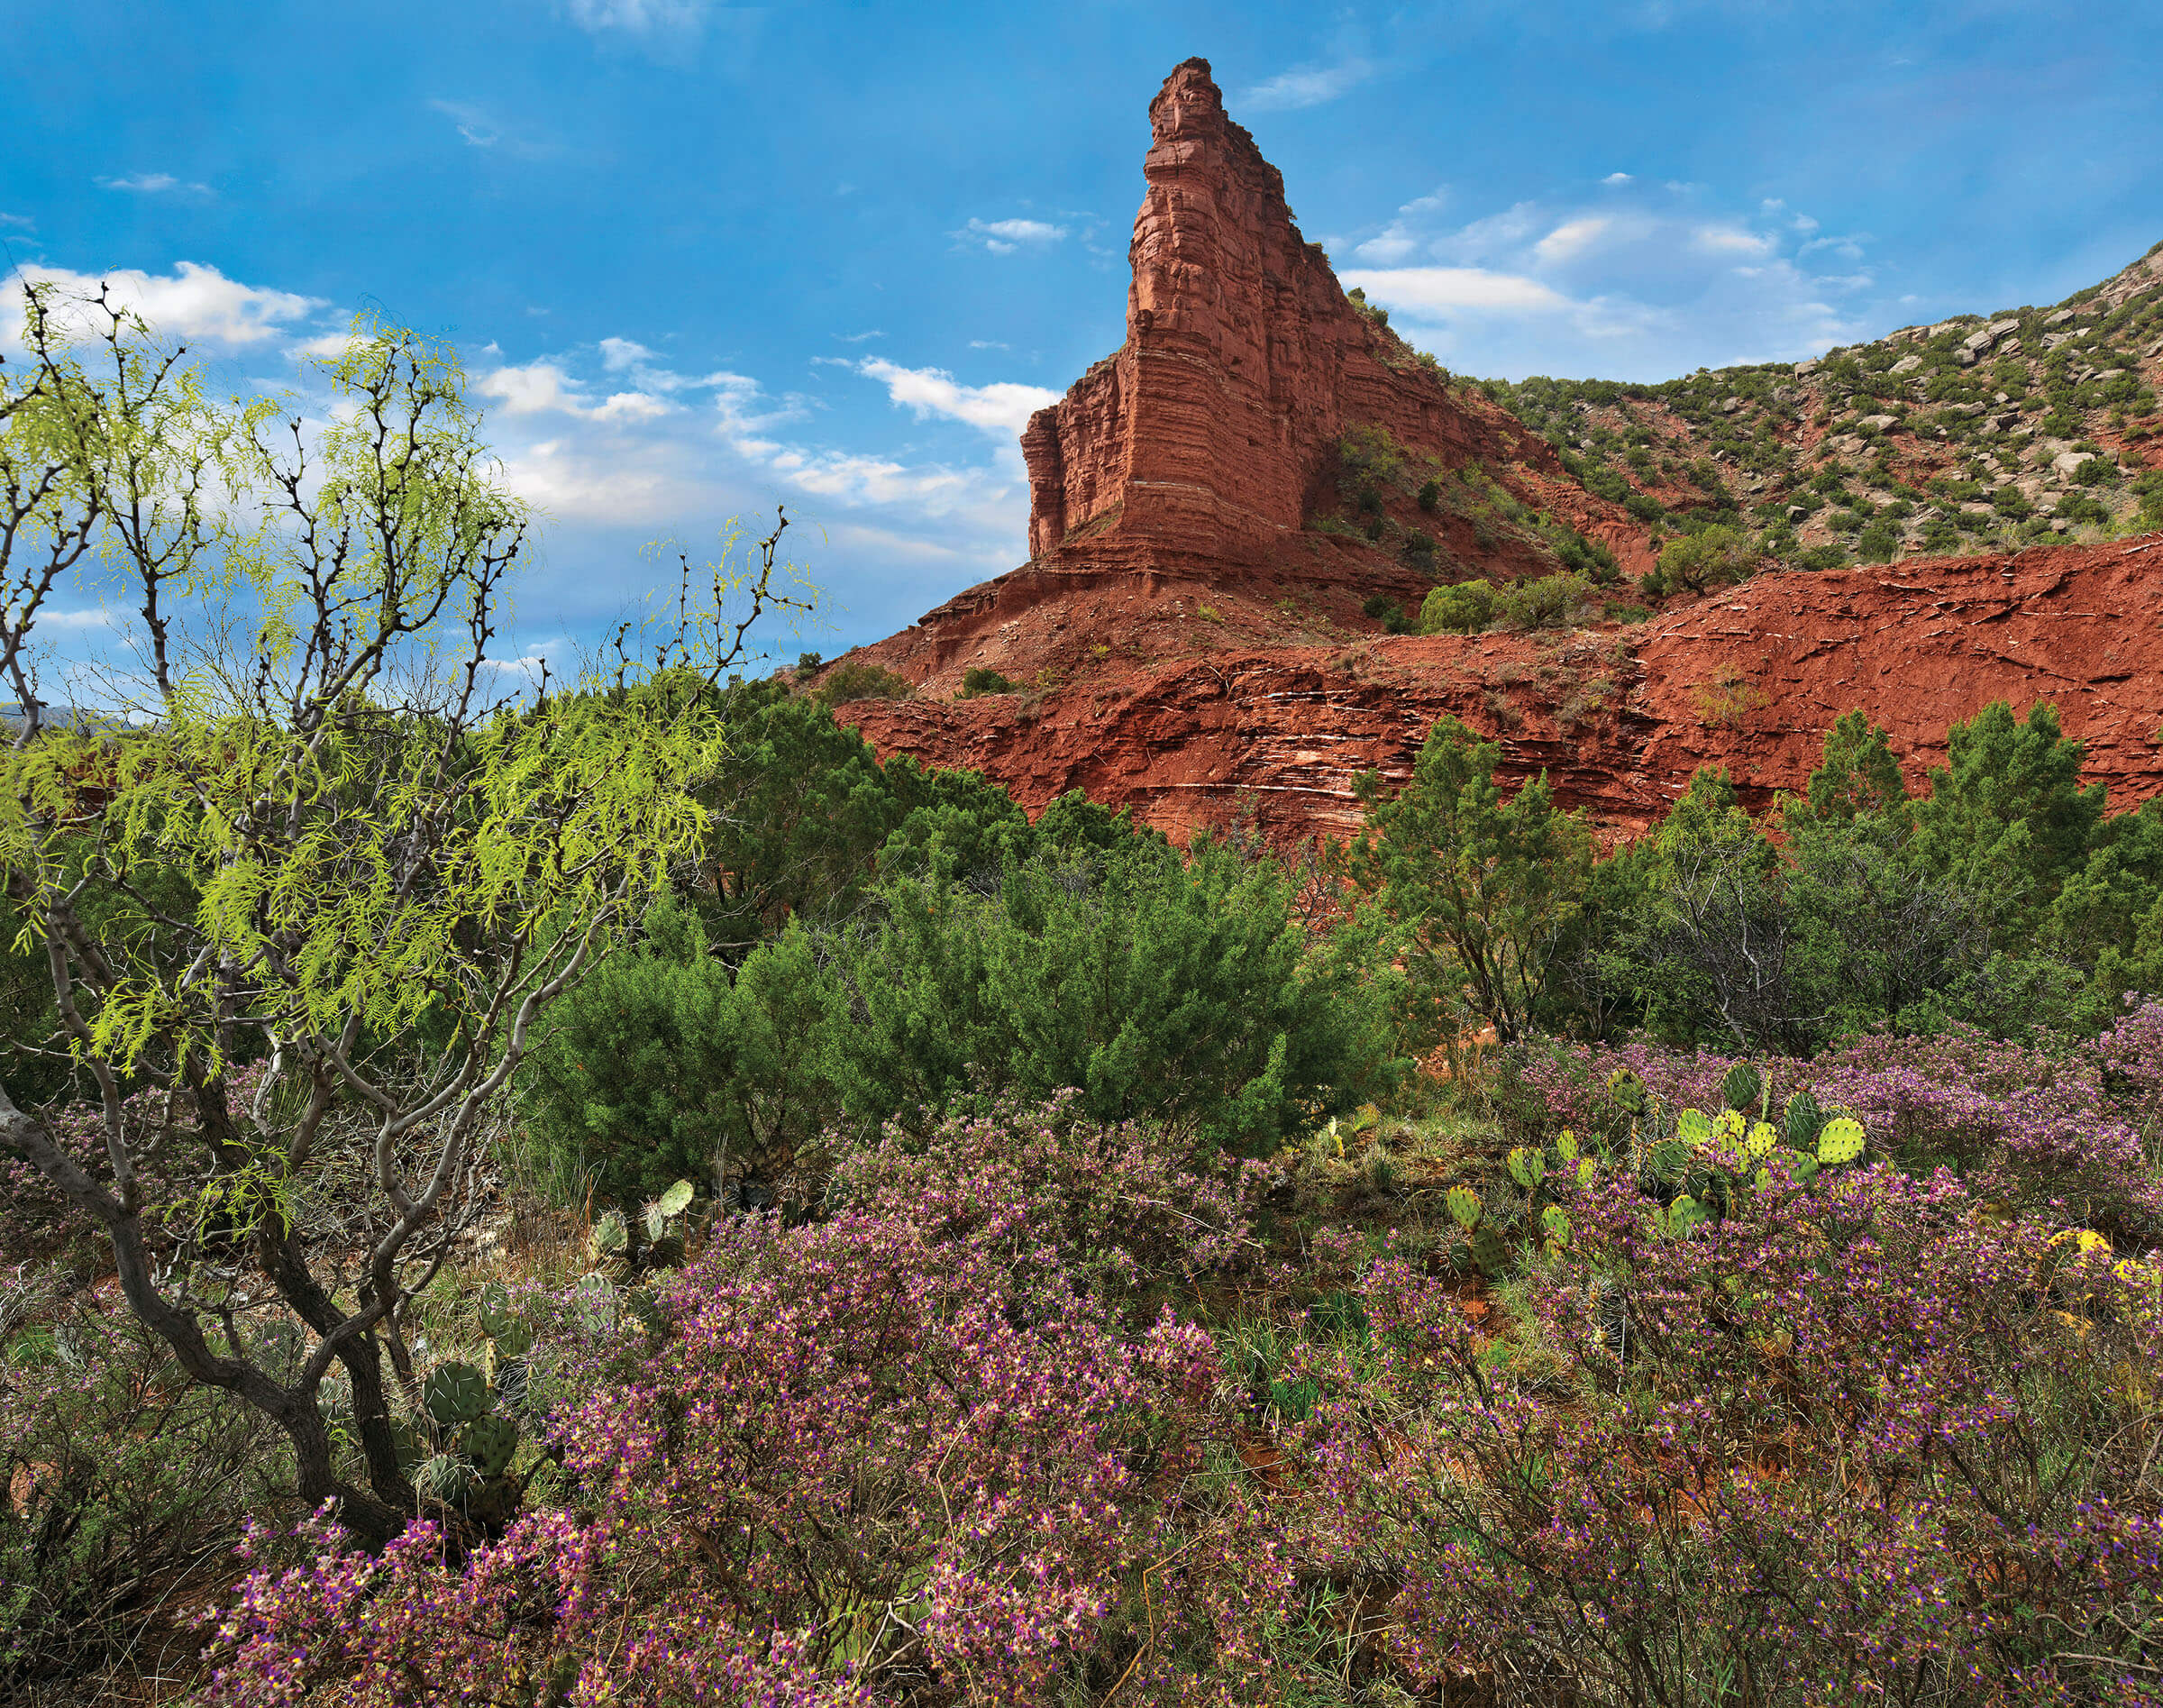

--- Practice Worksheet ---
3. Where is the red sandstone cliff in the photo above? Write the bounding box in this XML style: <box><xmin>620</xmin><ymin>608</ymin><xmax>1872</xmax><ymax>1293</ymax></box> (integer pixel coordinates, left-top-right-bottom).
<box><xmin>1022</xmin><ymin>58</ymin><xmax>1562</xmax><ymax>569</ymax></box>
<box><xmin>839</xmin><ymin>536</ymin><xmax>2163</xmax><ymax>845</ymax></box>
<box><xmin>817</xmin><ymin>60</ymin><xmax>2163</xmax><ymax>846</ymax></box>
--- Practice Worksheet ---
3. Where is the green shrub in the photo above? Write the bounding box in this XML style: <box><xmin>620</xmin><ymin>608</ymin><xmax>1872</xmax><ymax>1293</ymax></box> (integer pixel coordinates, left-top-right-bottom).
<box><xmin>1362</xmin><ymin>594</ymin><xmax>1414</xmax><ymax>635</ymax></box>
<box><xmin>804</xmin><ymin>846</ymin><xmax>1404</xmax><ymax>1154</ymax></box>
<box><xmin>817</xmin><ymin>659</ymin><xmax>914</xmax><ymax>705</ymax></box>
<box><xmin>1493</xmin><ymin>572</ymin><xmax>1593</xmax><ymax>631</ymax></box>
<box><xmin>1419</xmin><ymin>579</ymin><xmax>1496</xmax><ymax>635</ymax></box>
<box><xmin>1641</xmin><ymin>524</ymin><xmax>1758</xmax><ymax>599</ymax></box>
<box><xmin>959</xmin><ymin>666</ymin><xmax>1017</xmax><ymax>698</ymax></box>
<box><xmin>1856</xmin><ymin>522</ymin><xmax>1903</xmax><ymax>563</ymax></box>
<box><xmin>1417</xmin><ymin>479</ymin><xmax>1442</xmax><ymax>512</ymax></box>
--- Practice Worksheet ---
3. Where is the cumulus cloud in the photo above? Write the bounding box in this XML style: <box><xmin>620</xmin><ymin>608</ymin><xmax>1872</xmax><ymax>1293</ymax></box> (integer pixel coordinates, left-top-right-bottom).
<box><xmin>3</xmin><ymin>260</ymin><xmax>325</xmax><ymax>349</ymax></box>
<box><xmin>96</xmin><ymin>172</ymin><xmax>211</xmax><ymax>195</ymax></box>
<box><xmin>954</xmin><ymin>217</ymin><xmax>1067</xmax><ymax>255</ymax></box>
<box><xmin>1239</xmin><ymin>59</ymin><xmax>1375</xmax><ymax>112</ymax></box>
<box><xmin>1333</xmin><ymin>183</ymin><xmax>1876</xmax><ymax>379</ymax></box>
<box><xmin>854</xmin><ymin>359</ymin><xmax>1059</xmax><ymax>438</ymax></box>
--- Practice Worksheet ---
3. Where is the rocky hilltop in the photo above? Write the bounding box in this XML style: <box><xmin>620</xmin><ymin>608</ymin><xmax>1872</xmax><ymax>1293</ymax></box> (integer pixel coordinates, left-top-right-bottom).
<box><xmin>818</xmin><ymin>59</ymin><xmax>2163</xmax><ymax>845</ymax></box>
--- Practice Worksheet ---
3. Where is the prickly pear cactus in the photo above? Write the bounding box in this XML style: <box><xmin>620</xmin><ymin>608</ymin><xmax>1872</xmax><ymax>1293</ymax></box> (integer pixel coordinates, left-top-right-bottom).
<box><xmin>464</xmin><ymin>1413</ymin><xmax>520</xmax><ymax>1479</ymax></box>
<box><xmin>1647</xmin><ymin>1139</ymin><xmax>1691</xmax><ymax>1183</ymax></box>
<box><xmin>1575</xmin><ymin>1156</ymin><xmax>1597</xmax><ymax>1189</ymax></box>
<box><xmin>1663</xmin><ymin>1194</ymin><xmax>1707</xmax><ymax>1238</ymax></box>
<box><xmin>1788</xmin><ymin>1150</ymin><xmax>1821</xmax><ymax>1186</ymax></box>
<box><xmin>655</xmin><ymin>1179</ymin><xmax>695</xmax><ymax>1219</ymax></box>
<box><xmin>644</xmin><ymin>1232</ymin><xmax>688</xmax><ymax>1269</ymax></box>
<box><xmin>1468</xmin><ymin>1225</ymin><xmax>1512</xmax><ymax>1277</ymax></box>
<box><xmin>1506</xmin><ymin>1146</ymin><xmax>1546</xmax><ymax>1191</ymax></box>
<box><xmin>1784</xmin><ymin>1090</ymin><xmax>1824</xmax><ymax>1154</ymax></box>
<box><xmin>1711</xmin><ymin>1108</ymin><xmax>1747</xmax><ymax>1145</ymax></box>
<box><xmin>1677</xmin><ymin>1109</ymin><xmax>1712</xmax><ymax>1144</ymax></box>
<box><xmin>423</xmin><ymin>1361</ymin><xmax>489</xmax><ymax>1429</ymax></box>
<box><xmin>415</xmin><ymin>1452</ymin><xmax>470</xmax><ymax>1505</ymax></box>
<box><xmin>1445</xmin><ymin>1185</ymin><xmax>1483</xmax><ymax>1230</ymax></box>
<box><xmin>1745</xmin><ymin>1121</ymin><xmax>1779</xmax><ymax>1161</ymax></box>
<box><xmin>1722</xmin><ymin>1061</ymin><xmax>1766</xmax><ymax>1118</ymax></box>
<box><xmin>1816</xmin><ymin>1116</ymin><xmax>1866</xmax><ymax>1167</ymax></box>
<box><xmin>1555</xmin><ymin>1129</ymin><xmax>1579</xmax><ymax>1164</ymax></box>
<box><xmin>488</xmin><ymin>1318</ymin><xmax>533</xmax><ymax>1360</ymax></box>
<box><xmin>1606</xmin><ymin>1067</ymin><xmax>1649</xmax><ymax>1117</ymax></box>
<box><xmin>589</xmin><ymin>1210</ymin><xmax>629</xmax><ymax>1260</ymax></box>
<box><xmin>1539</xmin><ymin>1204</ymin><xmax>1572</xmax><ymax>1248</ymax></box>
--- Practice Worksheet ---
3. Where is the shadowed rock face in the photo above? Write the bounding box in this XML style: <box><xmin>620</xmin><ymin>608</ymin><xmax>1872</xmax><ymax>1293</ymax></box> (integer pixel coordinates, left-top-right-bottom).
<box><xmin>1021</xmin><ymin>58</ymin><xmax>1550</xmax><ymax>570</ymax></box>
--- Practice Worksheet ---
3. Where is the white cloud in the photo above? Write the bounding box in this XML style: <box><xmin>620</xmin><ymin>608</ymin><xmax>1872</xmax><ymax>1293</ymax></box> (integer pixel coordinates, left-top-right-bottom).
<box><xmin>5</xmin><ymin>261</ymin><xmax>325</xmax><ymax>349</ymax></box>
<box><xmin>1239</xmin><ymin>59</ymin><xmax>1375</xmax><ymax>112</ymax></box>
<box><xmin>954</xmin><ymin>217</ymin><xmax>1067</xmax><ymax>255</ymax></box>
<box><xmin>854</xmin><ymin>359</ymin><xmax>1059</xmax><ymax>437</ymax></box>
<box><xmin>1534</xmin><ymin>217</ymin><xmax>1612</xmax><ymax>265</ymax></box>
<box><xmin>1334</xmin><ymin>181</ymin><xmax>1877</xmax><ymax>379</ymax></box>
<box><xmin>598</xmin><ymin>335</ymin><xmax>657</xmax><ymax>370</ymax></box>
<box><xmin>835</xmin><ymin>329</ymin><xmax>885</xmax><ymax>343</ymax></box>
<box><xmin>1342</xmin><ymin>267</ymin><xmax>1573</xmax><ymax>315</ymax></box>
<box><xmin>1693</xmin><ymin>224</ymin><xmax>1775</xmax><ymax>255</ymax></box>
<box><xmin>479</xmin><ymin>360</ymin><xmax>589</xmax><ymax>416</ymax></box>
<box><xmin>563</xmin><ymin>0</ymin><xmax>709</xmax><ymax>32</ymax></box>
<box><xmin>968</xmin><ymin>339</ymin><xmax>1010</xmax><ymax>351</ymax></box>
<box><xmin>1603</xmin><ymin>172</ymin><xmax>1634</xmax><ymax>186</ymax></box>
<box><xmin>428</xmin><ymin>100</ymin><xmax>500</xmax><ymax>148</ymax></box>
<box><xmin>96</xmin><ymin>172</ymin><xmax>211</xmax><ymax>196</ymax></box>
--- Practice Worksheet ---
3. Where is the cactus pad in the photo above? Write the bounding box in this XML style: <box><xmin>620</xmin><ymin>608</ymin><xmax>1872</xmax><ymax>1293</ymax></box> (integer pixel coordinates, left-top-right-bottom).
<box><xmin>1721</xmin><ymin>1062</ymin><xmax>1766</xmax><ymax>1116</ymax></box>
<box><xmin>1784</xmin><ymin>1090</ymin><xmax>1824</xmax><ymax>1153</ymax></box>
<box><xmin>1816</xmin><ymin>1117</ymin><xmax>1866</xmax><ymax>1167</ymax></box>
<box><xmin>488</xmin><ymin>1319</ymin><xmax>533</xmax><ymax>1360</ymax></box>
<box><xmin>415</xmin><ymin>1452</ymin><xmax>470</xmax><ymax>1505</ymax></box>
<box><xmin>1665</xmin><ymin>1194</ymin><xmax>1707</xmax><ymax>1237</ymax></box>
<box><xmin>1789</xmin><ymin>1151</ymin><xmax>1821</xmax><ymax>1186</ymax></box>
<box><xmin>1576</xmin><ymin>1156</ymin><xmax>1597</xmax><ymax>1189</ymax></box>
<box><xmin>1554</xmin><ymin>1129</ymin><xmax>1578</xmax><ymax>1163</ymax></box>
<box><xmin>1746</xmin><ymin>1121</ymin><xmax>1779</xmax><ymax>1160</ymax></box>
<box><xmin>1540</xmin><ymin>1204</ymin><xmax>1572</xmax><ymax>1248</ymax></box>
<box><xmin>1445</xmin><ymin>1185</ymin><xmax>1483</xmax><ymax>1229</ymax></box>
<box><xmin>464</xmin><ymin>1414</ymin><xmax>520</xmax><ymax>1478</ymax></box>
<box><xmin>1606</xmin><ymin>1067</ymin><xmax>1649</xmax><ymax>1116</ymax></box>
<box><xmin>1647</xmin><ymin>1139</ymin><xmax>1691</xmax><ymax>1183</ymax></box>
<box><xmin>1677</xmin><ymin>1108</ymin><xmax>1711</xmax><ymax>1144</ymax></box>
<box><xmin>589</xmin><ymin>1210</ymin><xmax>629</xmax><ymax>1256</ymax></box>
<box><xmin>655</xmin><ymin>1179</ymin><xmax>695</xmax><ymax>1218</ymax></box>
<box><xmin>1506</xmin><ymin>1146</ymin><xmax>1547</xmax><ymax>1191</ymax></box>
<box><xmin>1468</xmin><ymin>1225</ymin><xmax>1512</xmax><ymax>1276</ymax></box>
<box><xmin>423</xmin><ymin>1361</ymin><xmax>489</xmax><ymax>1429</ymax></box>
<box><xmin>1712</xmin><ymin>1108</ymin><xmax>1747</xmax><ymax>1144</ymax></box>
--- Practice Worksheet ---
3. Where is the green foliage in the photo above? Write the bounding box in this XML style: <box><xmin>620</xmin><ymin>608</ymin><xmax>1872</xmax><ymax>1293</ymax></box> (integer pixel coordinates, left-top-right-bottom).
<box><xmin>1641</xmin><ymin>524</ymin><xmax>1757</xmax><ymax>599</ymax></box>
<box><xmin>958</xmin><ymin>666</ymin><xmax>1017</xmax><ymax>698</ymax></box>
<box><xmin>1492</xmin><ymin>572</ymin><xmax>1593</xmax><ymax>631</ymax></box>
<box><xmin>1912</xmin><ymin>700</ymin><xmax>2105</xmax><ymax>927</ymax></box>
<box><xmin>1417</xmin><ymin>479</ymin><xmax>1442</xmax><ymax>513</ymax></box>
<box><xmin>816</xmin><ymin>659</ymin><xmax>914</xmax><ymax>705</ymax></box>
<box><xmin>1353</xmin><ymin>716</ymin><xmax>1594</xmax><ymax>1043</ymax></box>
<box><xmin>1419</xmin><ymin>579</ymin><xmax>1496</xmax><ymax>635</ymax></box>
<box><xmin>1362</xmin><ymin>594</ymin><xmax>1414</xmax><ymax>634</ymax></box>
<box><xmin>804</xmin><ymin>844</ymin><xmax>1404</xmax><ymax>1154</ymax></box>
<box><xmin>1793</xmin><ymin>710</ymin><xmax>1911</xmax><ymax>828</ymax></box>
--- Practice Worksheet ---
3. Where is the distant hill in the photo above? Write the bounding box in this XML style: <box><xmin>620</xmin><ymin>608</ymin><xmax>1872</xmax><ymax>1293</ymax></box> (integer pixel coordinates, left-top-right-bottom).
<box><xmin>1480</xmin><ymin>242</ymin><xmax>2163</xmax><ymax>570</ymax></box>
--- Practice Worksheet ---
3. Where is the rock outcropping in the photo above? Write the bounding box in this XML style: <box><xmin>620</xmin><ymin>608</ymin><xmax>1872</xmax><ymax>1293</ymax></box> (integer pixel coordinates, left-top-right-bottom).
<box><xmin>841</xmin><ymin>537</ymin><xmax>2163</xmax><ymax>845</ymax></box>
<box><xmin>1021</xmin><ymin>58</ymin><xmax>1547</xmax><ymax>571</ymax></box>
<box><xmin>818</xmin><ymin>60</ymin><xmax>2163</xmax><ymax>848</ymax></box>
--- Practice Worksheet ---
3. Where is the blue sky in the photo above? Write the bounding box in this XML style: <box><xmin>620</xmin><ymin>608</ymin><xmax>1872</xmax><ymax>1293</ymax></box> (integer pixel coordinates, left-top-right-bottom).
<box><xmin>5</xmin><ymin>0</ymin><xmax>2159</xmax><ymax>671</ymax></box>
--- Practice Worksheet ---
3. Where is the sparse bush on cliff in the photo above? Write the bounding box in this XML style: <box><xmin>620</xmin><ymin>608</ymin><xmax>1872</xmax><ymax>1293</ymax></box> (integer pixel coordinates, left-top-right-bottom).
<box><xmin>1639</xmin><ymin>521</ymin><xmax>1758</xmax><ymax>598</ymax></box>
<box><xmin>1492</xmin><ymin>571</ymin><xmax>1593</xmax><ymax>630</ymax></box>
<box><xmin>958</xmin><ymin>665</ymin><xmax>1017</xmax><ymax>697</ymax></box>
<box><xmin>1419</xmin><ymin>577</ymin><xmax>1495</xmax><ymax>634</ymax></box>
<box><xmin>815</xmin><ymin>657</ymin><xmax>915</xmax><ymax>704</ymax></box>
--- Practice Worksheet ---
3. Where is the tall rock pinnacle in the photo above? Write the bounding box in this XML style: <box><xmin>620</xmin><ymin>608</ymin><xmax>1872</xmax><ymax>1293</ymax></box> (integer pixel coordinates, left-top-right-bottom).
<box><xmin>1021</xmin><ymin>57</ymin><xmax>1532</xmax><ymax>568</ymax></box>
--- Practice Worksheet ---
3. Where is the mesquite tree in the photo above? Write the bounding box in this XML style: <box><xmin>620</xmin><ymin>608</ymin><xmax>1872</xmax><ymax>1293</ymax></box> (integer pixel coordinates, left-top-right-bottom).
<box><xmin>0</xmin><ymin>286</ymin><xmax>804</xmax><ymax>1544</ymax></box>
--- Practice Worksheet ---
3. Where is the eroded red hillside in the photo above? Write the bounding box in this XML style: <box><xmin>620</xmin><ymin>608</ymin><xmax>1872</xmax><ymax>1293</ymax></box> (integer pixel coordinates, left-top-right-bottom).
<box><xmin>840</xmin><ymin>534</ymin><xmax>2163</xmax><ymax>845</ymax></box>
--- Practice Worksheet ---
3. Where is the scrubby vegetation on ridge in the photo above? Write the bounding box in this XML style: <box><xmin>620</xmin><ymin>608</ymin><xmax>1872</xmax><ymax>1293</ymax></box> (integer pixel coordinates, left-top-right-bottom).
<box><xmin>1475</xmin><ymin>246</ymin><xmax>2163</xmax><ymax>591</ymax></box>
<box><xmin>10</xmin><ymin>289</ymin><xmax>2163</xmax><ymax>1707</ymax></box>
